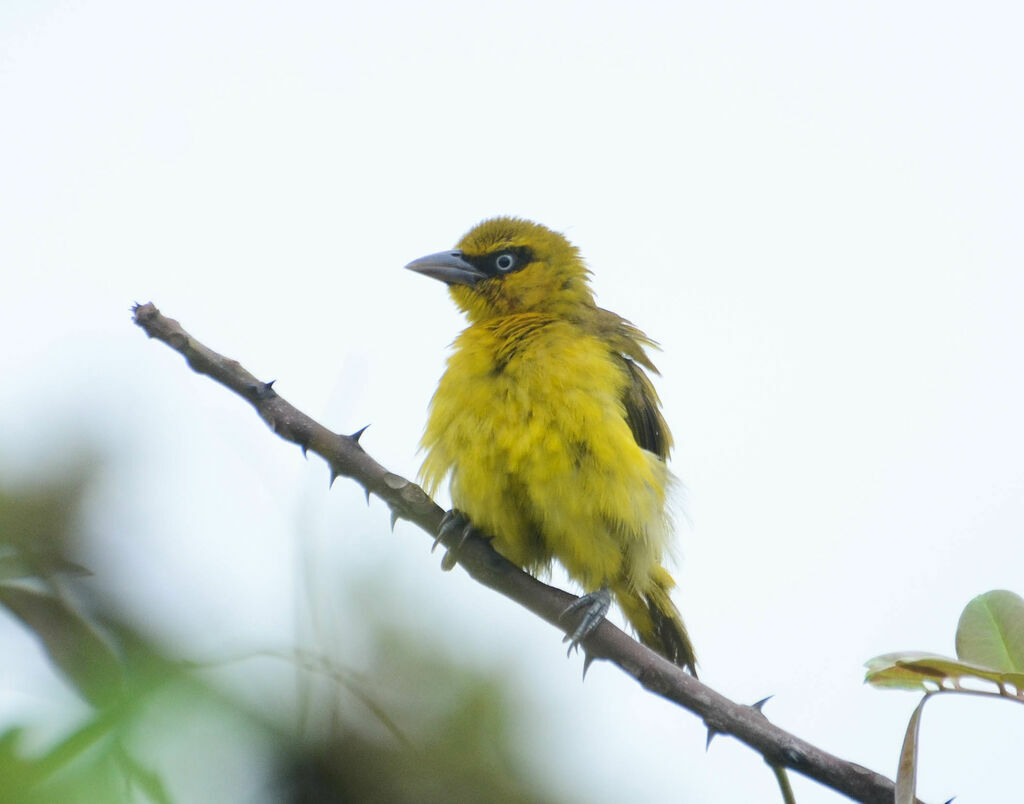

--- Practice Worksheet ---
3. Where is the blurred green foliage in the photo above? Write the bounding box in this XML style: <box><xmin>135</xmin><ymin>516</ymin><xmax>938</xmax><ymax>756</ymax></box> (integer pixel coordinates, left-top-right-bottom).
<box><xmin>0</xmin><ymin>464</ymin><xmax>558</xmax><ymax>803</ymax></box>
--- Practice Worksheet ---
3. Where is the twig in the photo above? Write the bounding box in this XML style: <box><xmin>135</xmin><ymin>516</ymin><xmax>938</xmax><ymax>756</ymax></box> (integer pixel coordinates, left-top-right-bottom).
<box><xmin>132</xmin><ymin>302</ymin><xmax>911</xmax><ymax>804</ymax></box>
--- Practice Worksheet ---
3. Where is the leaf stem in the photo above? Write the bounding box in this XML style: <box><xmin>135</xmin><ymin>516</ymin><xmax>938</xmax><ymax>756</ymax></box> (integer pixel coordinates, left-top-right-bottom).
<box><xmin>771</xmin><ymin>763</ymin><xmax>796</xmax><ymax>804</ymax></box>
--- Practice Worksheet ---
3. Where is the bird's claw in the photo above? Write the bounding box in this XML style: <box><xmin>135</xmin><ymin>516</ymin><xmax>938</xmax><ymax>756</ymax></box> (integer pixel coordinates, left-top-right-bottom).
<box><xmin>434</xmin><ymin>509</ymin><xmax>479</xmax><ymax>571</ymax></box>
<box><xmin>433</xmin><ymin>509</ymin><xmax>472</xmax><ymax>551</ymax></box>
<box><xmin>560</xmin><ymin>586</ymin><xmax>612</xmax><ymax>655</ymax></box>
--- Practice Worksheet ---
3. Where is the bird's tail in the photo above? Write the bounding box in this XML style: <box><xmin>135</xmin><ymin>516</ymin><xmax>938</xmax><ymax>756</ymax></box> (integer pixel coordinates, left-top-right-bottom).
<box><xmin>614</xmin><ymin>568</ymin><xmax>697</xmax><ymax>676</ymax></box>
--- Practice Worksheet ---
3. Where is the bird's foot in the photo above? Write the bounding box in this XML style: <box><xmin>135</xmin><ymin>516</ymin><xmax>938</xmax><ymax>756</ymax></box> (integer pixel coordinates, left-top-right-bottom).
<box><xmin>434</xmin><ymin>509</ymin><xmax>480</xmax><ymax>571</ymax></box>
<box><xmin>560</xmin><ymin>586</ymin><xmax>612</xmax><ymax>656</ymax></box>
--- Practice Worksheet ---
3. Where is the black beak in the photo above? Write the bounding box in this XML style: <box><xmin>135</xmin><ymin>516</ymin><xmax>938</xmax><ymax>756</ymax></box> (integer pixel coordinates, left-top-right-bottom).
<box><xmin>405</xmin><ymin>250</ymin><xmax>487</xmax><ymax>287</ymax></box>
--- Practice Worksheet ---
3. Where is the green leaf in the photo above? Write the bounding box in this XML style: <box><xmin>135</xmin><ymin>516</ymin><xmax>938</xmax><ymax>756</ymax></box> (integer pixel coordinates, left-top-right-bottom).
<box><xmin>865</xmin><ymin>652</ymin><xmax>950</xmax><ymax>691</ymax></box>
<box><xmin>0</xmin><ymin>554</ymin><xmax>91</xmax><ymax>582</ymax></box>
<box><xmin>864</xmin><ymin>651</ymin><xmax>1023</xmax><ymax>698</ymax></box>
<box><xmin>0</xmin><ymin>585</ymin><xmax>124</xmax><ymax>708</ymax></box>
<box><xmin>117</xmin><ymin>747</ymin><xmax>173</xmax><ymax>804</ymax></box>
<box><xmin>955</xmin><ymin>590</ymin><xmax>1024</xmax><ymax>672</ymax></box>
<box><xmin>895</xmin><ymin>696</ymin><xmax>927</xmax><ymax>804</ymax></box>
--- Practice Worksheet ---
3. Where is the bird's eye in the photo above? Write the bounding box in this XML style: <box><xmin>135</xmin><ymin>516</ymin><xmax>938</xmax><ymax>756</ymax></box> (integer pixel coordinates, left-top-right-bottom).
<box><xmin>495</xmin><ymin>253</ymin><xmax>516</xmax><ymax>272</ymax></box>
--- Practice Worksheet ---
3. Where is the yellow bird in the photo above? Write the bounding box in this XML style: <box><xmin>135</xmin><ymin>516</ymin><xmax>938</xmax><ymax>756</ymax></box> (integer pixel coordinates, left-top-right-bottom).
<box><xmin>407</xmin><ymin>217</ymin><xmax>696</xmax><ymax>674</ymax></box>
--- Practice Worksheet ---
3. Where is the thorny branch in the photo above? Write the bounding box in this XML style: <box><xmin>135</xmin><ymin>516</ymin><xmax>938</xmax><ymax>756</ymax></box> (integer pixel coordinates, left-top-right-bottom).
<box><xmin>132</xmin><ymin>301</ymin><xmax>912</xmax><ymax>804</ymax></box>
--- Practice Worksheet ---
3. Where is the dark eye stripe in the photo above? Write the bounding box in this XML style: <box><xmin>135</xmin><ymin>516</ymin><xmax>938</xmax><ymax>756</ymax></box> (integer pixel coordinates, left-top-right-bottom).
<box><xmin>462</xmin><ymin>246</ymin><xmax>534</xmax><ymax>278</ymax></box>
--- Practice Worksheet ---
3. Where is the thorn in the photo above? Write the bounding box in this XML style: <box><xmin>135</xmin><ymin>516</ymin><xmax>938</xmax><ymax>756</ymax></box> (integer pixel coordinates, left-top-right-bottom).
<box><xmin>252</xmin><ymin>380</ymin><xmax>277</xmax><ymax>401</ymax></box>
<box><xmin>364</xmin><ymin>487</ymin><xmax>371</xmax><ymax>505</ymax></box>
<box><xmin>329</xmin><ymin>469</ymin><xmax>339</xmax><ymax>488</ymax></box>
<box><xmin>300</xmin><ymin>444</ymin><xmax>308</xmax><ymax>458</ymax></box>
<box><xmin>751</xmin><ymin>696</ymin><xmax>773</xmax><ymax>713</ymax></box>
<box><xmin>390</xmin><ymin>510</ymin><xmax>400</xmax><ymax>532</ymax></box>
<box><xmin>582</xmin><ymin>652</ymin><xmax>596</xmax><ymax>680</ymax></box>
<box><xmin>706</xmin><ymin>726</ymin><xmax>720</xmax><ymax>751</ymax></box>
<box><xmin>349</xmin><ymin>424</ymin><xmax>370</xmax><ymax>442</ymax></box>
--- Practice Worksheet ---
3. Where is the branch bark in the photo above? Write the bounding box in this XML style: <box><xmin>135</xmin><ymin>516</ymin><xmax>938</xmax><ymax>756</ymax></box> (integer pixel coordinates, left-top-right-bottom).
<box><xmin>132</xmin><ymin>302</ymin><xmax>908</xmax><ymax>803</ymax></box>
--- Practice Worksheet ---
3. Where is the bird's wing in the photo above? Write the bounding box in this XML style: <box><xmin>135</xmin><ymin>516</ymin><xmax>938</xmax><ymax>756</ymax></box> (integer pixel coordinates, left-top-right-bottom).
<box><xmin>620</xmin><ymin>357</ymin><xmax>672</xmax><ymax>459</ymax></box>
<box><xmin>588</xmin><ymin>307</ymin><xmax>673</xmax><ymax>460</ymax></box>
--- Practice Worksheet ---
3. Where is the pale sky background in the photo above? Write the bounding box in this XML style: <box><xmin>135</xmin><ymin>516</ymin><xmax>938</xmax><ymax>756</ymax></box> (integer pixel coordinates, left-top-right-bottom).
<box><xmin>2</xmin><ymin>1</ymin><xmax>1023</xmax><ymax>801</ymax></box>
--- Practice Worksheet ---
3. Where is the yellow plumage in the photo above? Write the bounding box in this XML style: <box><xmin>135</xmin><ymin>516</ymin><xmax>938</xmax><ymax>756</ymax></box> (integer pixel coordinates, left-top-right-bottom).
<box><xmin>408</xmin><ymin>217</ymin><xmax>696</xmax><ymax>673</ymax></box>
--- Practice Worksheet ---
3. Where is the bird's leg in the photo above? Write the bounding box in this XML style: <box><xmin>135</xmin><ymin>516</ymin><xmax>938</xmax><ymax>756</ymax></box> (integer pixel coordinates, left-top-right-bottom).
<box><xmin>434</xmin><ymin>509</ymin><xmax>483</xmax><ymax>571</ymax></box>
<box><xmin>560</xmin><ymin>586</ymin><xmax>612</xmax><ymax>655</ymax></box>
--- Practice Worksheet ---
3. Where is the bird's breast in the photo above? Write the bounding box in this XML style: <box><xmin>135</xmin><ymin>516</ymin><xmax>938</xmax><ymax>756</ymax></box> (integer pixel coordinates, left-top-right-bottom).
<box><xmin>422</xmin><ymin>316</ymin><xmax>640</xmax><ymax>481</ymax></box>
<box><xmin>418</xmin><ymin>314</ymin><xmax>670</xmax><ymax>573</ymax></box>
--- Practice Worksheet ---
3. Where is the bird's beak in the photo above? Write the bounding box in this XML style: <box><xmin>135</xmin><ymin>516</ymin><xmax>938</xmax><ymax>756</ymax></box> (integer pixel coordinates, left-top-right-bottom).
<box><xmin>405</xmin><ymin>250</ymin><xmax>487</xmax><ymax>287</ymax></box>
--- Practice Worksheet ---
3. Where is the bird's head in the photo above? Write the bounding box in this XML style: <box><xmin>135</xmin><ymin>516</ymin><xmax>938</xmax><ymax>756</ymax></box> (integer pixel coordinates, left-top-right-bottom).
<box><xmin>405</xmin><ymin>217</ymin><xmax>594</xmax><ymax>322</ymax></box>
